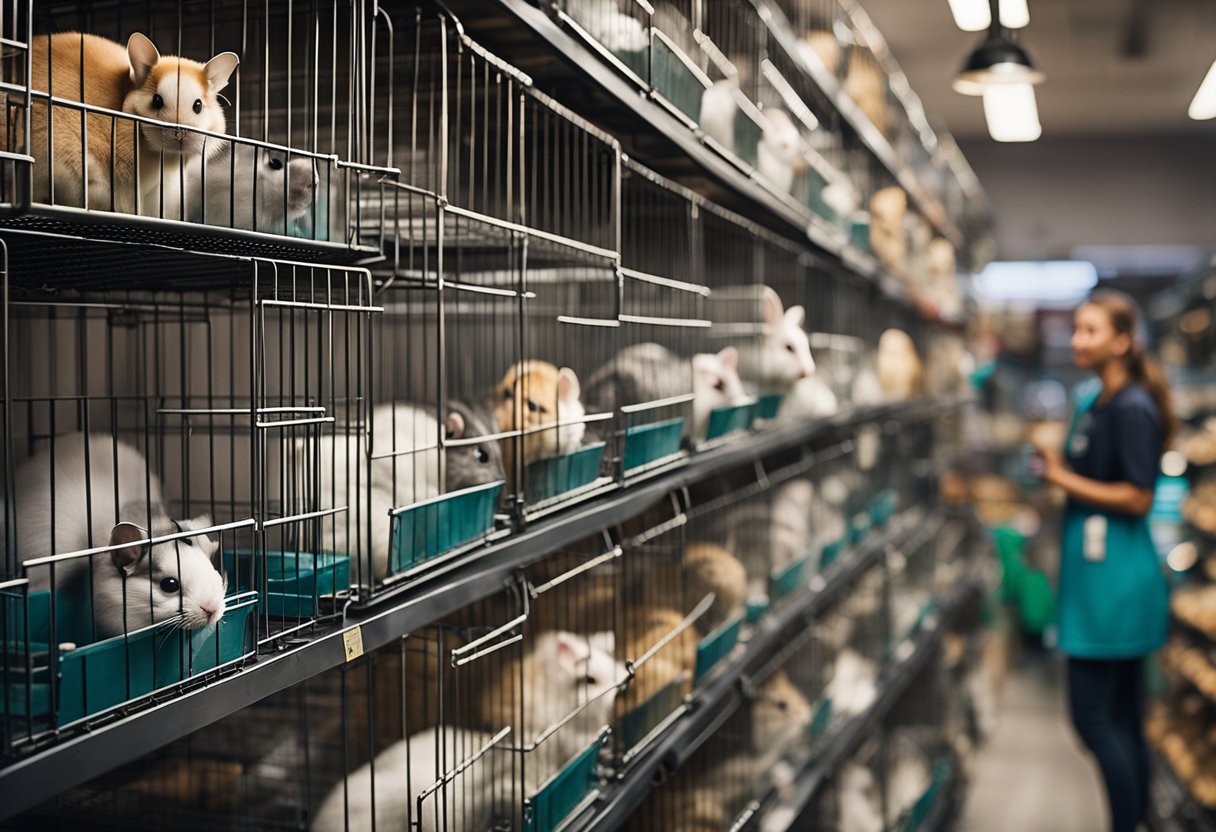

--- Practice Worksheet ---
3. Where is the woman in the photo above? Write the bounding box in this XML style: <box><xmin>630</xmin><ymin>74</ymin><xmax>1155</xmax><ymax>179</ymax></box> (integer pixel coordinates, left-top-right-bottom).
<box><xmin>1035</xmin><ymin>289</ymin><xmax>1174</xmax><ymax>832</ymax></box>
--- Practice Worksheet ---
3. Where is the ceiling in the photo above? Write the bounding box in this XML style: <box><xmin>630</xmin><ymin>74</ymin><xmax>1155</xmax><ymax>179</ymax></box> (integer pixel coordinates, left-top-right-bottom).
<box><xmin>859</xmin><ymin>0</ymin><xmax>1216</xmax><ymax>139</ymax></box>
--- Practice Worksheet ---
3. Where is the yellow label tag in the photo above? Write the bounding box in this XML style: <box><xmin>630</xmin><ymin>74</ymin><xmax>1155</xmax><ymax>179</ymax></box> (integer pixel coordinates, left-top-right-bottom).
<box><xmin>342</xmin><ymin>627</ymin><xmax>364</xmax><ymax>662</ymax></box>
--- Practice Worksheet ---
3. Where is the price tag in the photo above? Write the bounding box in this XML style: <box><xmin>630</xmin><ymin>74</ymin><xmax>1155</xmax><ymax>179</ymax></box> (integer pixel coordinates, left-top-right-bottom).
<box><xmin>342</xmin><ymin>626</ymin><xmax>365</xmax><ymax>662</ymax></box>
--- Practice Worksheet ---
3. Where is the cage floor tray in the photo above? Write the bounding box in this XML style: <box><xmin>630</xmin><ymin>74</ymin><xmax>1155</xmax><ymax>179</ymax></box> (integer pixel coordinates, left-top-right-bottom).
<box><xmin>771</xmin><ymin>555</ymin><xmax>812</xmax><ymax>602</ymax></box>
<box><xmin>622</xmin><ymin>418</ymin><xmax>685</xmax><ymax>473</ymax></box>
<box><xmin>524</xmin><ymin>442</ymin><xmax>607</xmax><ymax>506</ymax></box>
<box><xmin>619</xmin><ymin>677</ymin><xmax>687</xmax><ymax>752</ymax></box>
<box><xmin>389</xmin><ymin>480</ymin><xmax>503</xmax><ymax>575</ymax></box>
<box><xmin>3</xmin><ymin>588</ymin><xmax>255</xmax><ymax>726</ymax></box>
<box><xmin>223</xmin><ymin>550</ymin><xmax>350</xmax><ymax>618</ymax></box>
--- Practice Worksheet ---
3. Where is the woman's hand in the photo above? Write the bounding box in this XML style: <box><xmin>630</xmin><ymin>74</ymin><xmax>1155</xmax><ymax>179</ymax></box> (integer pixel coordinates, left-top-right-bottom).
<box><xmin>1033</xmin><ymin>440</ymin><xmax>1064</xmax><ymax>485</ymax></box>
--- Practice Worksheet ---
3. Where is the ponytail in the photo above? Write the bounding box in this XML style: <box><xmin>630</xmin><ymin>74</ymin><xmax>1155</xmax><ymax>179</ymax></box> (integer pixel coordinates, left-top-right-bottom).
<box><xmin>1085</xmin><ymin>289</ymin><xmax>1177</xmax><ymax>452</ymax></box>
<box><xmin>1127</xmin><ymin>340</ymin><xmax>1177</xmax><ymax>450</ymax></box>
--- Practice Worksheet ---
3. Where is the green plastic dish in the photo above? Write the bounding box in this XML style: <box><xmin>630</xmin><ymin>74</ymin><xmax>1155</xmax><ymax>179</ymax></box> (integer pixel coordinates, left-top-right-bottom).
<box><xmin>651</xmin><ymin>37</ymin><xmax>703</xmax><ymax>123</ymax></box>
<box><xmin>694</xmin><ymin>614</ymin><xmax>743</xmax><ymax>683</ymax></box>
<box><xmin>3</xmin><ymin>588</ymin><xmax>256</xmax><ymax>726</ymax></box>
<box><xmin>705</xmin><ymin>403</ymin><xmax>755</xmax><ymax>440</ymax></box>
<box><xmin>389</xmin><ymin>481</ymin><xmax>502</xmax><ymax>575</ymax></box>
<box><xmin>754</xmin><ymin>393</ymin><xmax>784</xmax><ymax>421</ymax></box>
<box><xmin>525</xmin><ymin>730</ymin><xmax>607</xmax><ymax>832</ymax></box>
<box><xmin>223</xmin><ymin>549</ymin><xmax>350</xmax><ymax>618</ymax></box>
<box><xmin>524</xmin><ymin>443</ymin><xmax>606</xmax><ymax>505</ymax></box>
<box><xmin>623</xmin><ymin>418</ymin><xmax>684</xmax><ymax>473</ymax></box>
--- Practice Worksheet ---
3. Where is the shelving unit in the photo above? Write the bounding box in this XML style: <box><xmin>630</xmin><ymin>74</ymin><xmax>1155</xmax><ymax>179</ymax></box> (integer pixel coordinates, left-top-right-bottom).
<box><xmin>0</xmin><ymin>0</ymin><xmax>991</xmax><ymax>828</ymax></box>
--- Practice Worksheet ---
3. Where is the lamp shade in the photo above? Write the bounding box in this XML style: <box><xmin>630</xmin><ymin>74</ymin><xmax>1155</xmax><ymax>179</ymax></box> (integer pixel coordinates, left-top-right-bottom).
<box><xmin>953</xmin><ymin>29</ymin><xmax>1045</xmax><ymax>95</ymax></box>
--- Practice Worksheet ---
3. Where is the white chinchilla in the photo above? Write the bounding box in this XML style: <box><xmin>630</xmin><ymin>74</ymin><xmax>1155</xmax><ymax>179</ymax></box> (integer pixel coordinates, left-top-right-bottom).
<box><xmin>313</xmin><ymin>630</ymin><xmax>622</xmax><ymax>832</ymax></box>
<box><xmin>15</xmin><ymin>433</ymin><xmax>226</xmax><ymax>638</ymax></box>
<box><xmin>190</xmin><ymin>142</ymin><xmax>318</xmax><ymax>233</ymax></box>
<box><xmin>735</xmin><ymin>287</ymin><xmax>816</xmax><ymax>397</ymax></box>
<box><xmin>757</xmin><ymin>108</ymin><xmax>804</xmax><ymax>195</ymax></box>
<box><xmin>700</xmin><ymin>80</ymin><xmax>739</xmax><ymax>153</ymax></box>
<box><xmin>691</xmin><ymin>347</ymin><xmax>749</xmax><ymax>439</ymax></box>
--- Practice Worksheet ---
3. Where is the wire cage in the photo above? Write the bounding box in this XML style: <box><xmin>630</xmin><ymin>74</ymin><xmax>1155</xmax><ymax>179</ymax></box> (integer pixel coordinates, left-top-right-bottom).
<box><xmin>585</xmin><ymin>159</ymin><xmax>709</xmax><ymax>480</ymax></box>
<box><xmin>628</xmin><ymin>642</ymin><xmax>815</xmax><ymax>831</ymax></box>
<box><xmin>3</xmin><ymin>0</ymin><xmax>398</xmax><ymax>259</ymax></box>
<box><xmin>648</xmin><ymin>0</ymin><xmax>707</xmax><ymax>128</ymax></box>
<box><xmin>0</xmin><ymin>231</ymin><xmax>376</xmax><ymax>757</ymax></box>
<box><xmin>553</xmin><ymin>0</ymin><xmax>651</xmax><ymax>84</ymax></box>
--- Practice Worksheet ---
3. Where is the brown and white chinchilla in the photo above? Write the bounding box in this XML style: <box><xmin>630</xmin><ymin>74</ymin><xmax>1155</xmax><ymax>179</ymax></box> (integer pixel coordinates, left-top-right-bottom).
<box><xmin>13</xmin><ymin>432</ymin><xmax>226</xmax><ymax>639</ymax></box>
<box><xmin>30</xmin><ymin>32</ymin><xmax>238</xmax><ymax>217</ymax></box>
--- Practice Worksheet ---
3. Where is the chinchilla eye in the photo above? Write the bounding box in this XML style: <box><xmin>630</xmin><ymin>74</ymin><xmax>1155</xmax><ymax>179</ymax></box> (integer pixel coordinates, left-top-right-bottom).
<box><xmin>159</xmin><ymin>576</ymin><xmax>181</xmax><ymax>594</ymax></box>
<box><xmin>267</xmin><ymin>157</ymin><xmax>283</xmax><ymax>171</ymax></box>
<box><xmin>786</xmin><ymin>343</ymin><xmax>795</xmax><ymax>353</ymax></box>
<box><xmin>152</xmin><ymin>93</ymin><xmax>165</xmax><ymax>110</ymax></box>
<box><xmin>527</xmin><ymin>400</ymin><xmax>539</xmax><ymax>413</ymax></box>
<box><xmin>714</xmin><ymin>379</ymin><xmax>725</xmax><ymax>392</ymax></box>
<box><xmin>474</xmin><ymin>448</ymin><xmax>489</xmax><ymax>463</ymax></box>
<box><xmin>192</xmin><ymin>98</ymin><xmax>203</xmax><ymax>114</ymax></box>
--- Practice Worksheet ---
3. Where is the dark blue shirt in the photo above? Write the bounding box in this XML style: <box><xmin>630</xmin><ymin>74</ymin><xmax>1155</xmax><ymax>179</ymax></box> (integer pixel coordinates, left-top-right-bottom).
<box><xmin>1065</xmin><ymin>382</ymin><xmax>1161</xmax><ymax>492</ymax></box>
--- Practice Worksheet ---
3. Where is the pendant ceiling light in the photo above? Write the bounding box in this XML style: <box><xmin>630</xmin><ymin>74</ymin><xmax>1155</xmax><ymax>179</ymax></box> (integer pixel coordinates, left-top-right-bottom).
<box><xmin>952</xmin><ymin>0</ymin><xmax>1044</xmax><ymax>96</ymax></box>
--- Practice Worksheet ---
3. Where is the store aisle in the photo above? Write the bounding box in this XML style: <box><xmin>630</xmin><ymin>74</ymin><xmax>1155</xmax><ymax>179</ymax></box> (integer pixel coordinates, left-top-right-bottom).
<box><xmin>959</xmin><ymin>656</ymin><xmax>1107</xmax><ymax>832</ymax></box>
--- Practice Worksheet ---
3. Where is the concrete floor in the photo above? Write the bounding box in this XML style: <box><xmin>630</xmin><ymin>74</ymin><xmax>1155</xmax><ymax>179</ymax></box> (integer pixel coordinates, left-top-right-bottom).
<box><xmin>957</xmin><ymin>655</ymin><xmax>1108</xmax><ymax>832</ymax></box>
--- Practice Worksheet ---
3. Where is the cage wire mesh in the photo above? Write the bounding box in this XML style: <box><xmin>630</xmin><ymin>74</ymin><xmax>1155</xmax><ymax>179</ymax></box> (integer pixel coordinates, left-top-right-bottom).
<box><xmin>553</xmin><ymin>0</ymin><xmax>650</xmax><ymax>83</ymax></box>
<box><xmin>5</xmin><ymin>0</ymin><xmax>398</xmax><ymax>257</ymax></box>
<box><xmin>0</xmin><ymin>232</ymin><xmax>376</xmax><ymax>753</ymax></box>
<box><xmin>584</xmin><ymin>159</ymin><xmax>707</xmax><ymax>479</ymax></box>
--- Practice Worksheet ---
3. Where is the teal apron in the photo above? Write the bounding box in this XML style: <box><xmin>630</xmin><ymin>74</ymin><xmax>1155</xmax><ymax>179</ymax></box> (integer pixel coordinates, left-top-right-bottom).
<box><xmin>1057</xmin><ymin>384</ymin><xmax>1169</xmax><ymax>658</ymax></box>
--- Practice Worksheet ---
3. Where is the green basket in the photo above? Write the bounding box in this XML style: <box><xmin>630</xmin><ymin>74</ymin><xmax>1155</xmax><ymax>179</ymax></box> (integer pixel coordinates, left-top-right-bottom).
<box><xmin>900</xmin><ymin>758</ymin><xmax>952</xmax><ymax>831</ymax></box>
<box><xmin>850</xmin><ymin>219</ymin><xmax>871</xmax><ymax>253</ymax></box>
<box><xmin>525</xmin><ymin>730</ymin><xmax>607</xmax><ymax>832</ymax></box>
<box><xmin>735</xmin><ymin>108</ymin><xmax>763</xmax><ymax>168</ymax></box>
<box><xmin>745</xmin><ymin>596</ymin><xmax>770</xmax><ymax>624</ymax></box>
<box><xmin>619</xmin><ymin>677</ymin><xmax>686</xmax><ymax>751</ymax></box>
<box><xmin>869</xmin><ymin>489</ymin><xmax>896</xmax><ymax>528</ymax></box>
<box><xmin>388</xmin><ymin>481</ymin><xmax>502</xmax><ymax>575</ymax></box>
<box><xmin>808</xmin><ymin>696</ymin><xmax>834</xmax><ymax>739</ymax></box>
<box><xmin>694</xmin><ymin>614</ymin><xmax>743</xmax><ymax>684</ymax></box>
<box><xmin>754</xmin><ymin>393</ymin><xmax>784</xmax><ymax>422</ymax></box>
<box><xmin>805</xmin><ymin>167</ymin><xmax>832</xmax><ymax>221</ymax></box>
<box><xmin>223</xmin><ymin>549</ymin><xmax>349</xmax><ymax>618</ymax></box>
<box><xmin>651</xmin><ymin>36</ymin><xmax>703</xmax><ymax>123</ymax></box>
<box><xmin>820</xmin><ymin>539</ymin><xmax>844</xmax><ymax>568</ymax></box>
<box><xmin>3</xmin><ymin>588</ymin><xmax>256</xmax><ymax>726</ymax></box>
<box><xmin>705</xmin><ymin>403</ymin><xmax>755</xmax><ymax>441</ymax></box>
<box><xmin>771</xmin><ymin>555</ymin><xmax>811</xmax><ymax>602</ymax></box>
<box><xmin>524</xmin><ymin>443</ymin><xmax>606</xmax><ymax>506</ymax></box>
<box><xmin>622</xmin><ymin>418</ymin><xmax>684</xmax><ymax>473</ymax></box>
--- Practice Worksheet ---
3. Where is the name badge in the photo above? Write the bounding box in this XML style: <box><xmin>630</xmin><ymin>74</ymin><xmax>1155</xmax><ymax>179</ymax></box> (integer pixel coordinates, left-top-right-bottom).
<box><xmin>1083</xmin><ymin>515</ymin><xmax>1107</xmax><ymax>562</ymax></box>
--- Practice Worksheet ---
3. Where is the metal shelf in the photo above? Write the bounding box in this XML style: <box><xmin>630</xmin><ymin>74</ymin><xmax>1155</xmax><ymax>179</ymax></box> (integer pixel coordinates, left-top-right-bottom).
<box><xmin>761</xmin><ymin>578</ymin><xmax>985</xmax><ymax>832</ymax></box>
<box><xmin>0</xmin><ymin>395</ymin><xmax>968</xmax><ymax>821</ymax></box>
<box><xmin>442</xmin><ymin>0</ymin><xmax>968</xmax><ymax>328</ymax></box>
<box><xmin>568</xmin><ymin>509</ymin><xmax>925</xmax><ymax>832</ymax></box>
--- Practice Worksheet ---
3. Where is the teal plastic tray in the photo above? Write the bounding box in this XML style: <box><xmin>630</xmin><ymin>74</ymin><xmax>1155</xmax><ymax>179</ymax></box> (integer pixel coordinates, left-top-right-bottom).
<box><xmin>705</xmin><ymin>403</ymin><xmax>755</xmax><ymax>441</ymax></box>
<box><xmin>805</xmin><ymin>167</ymin><xmax>832</xmax><ymax>221</ymax></box>
<box><xmin>3</xmin><ymin>588</ymin><xmax>256</xmax><ymax>726</ymax></box>
<box><xmin>525</xmin><ymin>730</ymin><xmax>607</xmax><ymax>832</ymax></box>
<box><xmin>223</xmin><ymin>549</ymin><xmax>349</xmax><ymax>618</ymax></box>
<box><xmin>694</xmin><ymin>614</ymin><xmax>743</xmax><ymax>683</ymax></box>
<box><xmin>735</xmin><ymin>109</ymin><xmax>763</xmax><ymax>168</ymax></box>
<box><xmin>851</xmin><ymin>219</ymin><xmax>871</xmax><ymax>253</ymax></box>
<box><xmin>808</xmin><ymin>697</ymin><xmax>833</xmax><ymax>739</ymax></box>
<box><xmin>754</xmin><ymin>393</ymin><xmax>784</xmax><ymax>422</ymax></box>
<box><xmin>821</xmin><ymin>539</ymin><xmax>844</xmax><ymax>568</ymax></box>
<box><xmin>745</xmin><ymin>596</ymin><xmax>770</xmax><ymax>624</ymax></box>
<box><xmin>524</xmin><ymin>442</ymin><xmax>606</xmax><ymax>506</ymax></box>
<box><xmin>619</xmin><ymin>677</ymin><xmax>686</xmax><ymax>751</ymax></box>
<box><xmin>652</xmin><ymin>36</ymin><xmax>703</xmax><ymax>123</ymax></box>
<box><xmin>623</xmin><ymin>418</ymin><xmax>684</xmax><ymax>473</ymax></box>
<box><xmin>389</xmin><ymin>480</ymin><xmax>502</xmax><ymax>575</ymax></box>
<box><xmin>771</xmin><ymin>555</ymin><xmax>811</xmax><ymax>602</ymax></box>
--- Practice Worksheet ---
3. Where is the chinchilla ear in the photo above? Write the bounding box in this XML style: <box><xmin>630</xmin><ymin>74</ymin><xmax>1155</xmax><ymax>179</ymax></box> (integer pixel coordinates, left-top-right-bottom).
<box><xmin>127</xmin><ymin>33</ymin><xmax>161</xmax><ymax>88</ymax></box>
<box><xmin>557</xmin><ymin>367</ymin><xmax>580</xmax><ymax>401</ymax></box>
<box><xmin>108</xmin><ymin>522</ymin><xmax>150</xmax><ymax>577</ymax></box>
<box><xmin>445</xmin><ymin>410</ymin><xmax>467</xmax><ymax>440</ymax></box>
